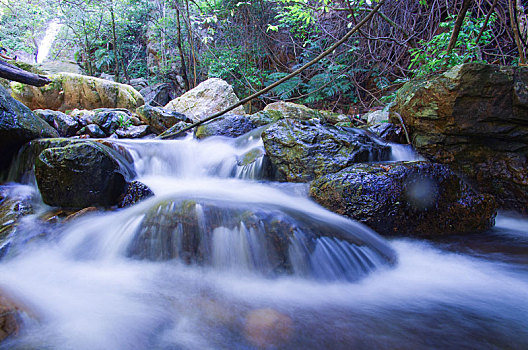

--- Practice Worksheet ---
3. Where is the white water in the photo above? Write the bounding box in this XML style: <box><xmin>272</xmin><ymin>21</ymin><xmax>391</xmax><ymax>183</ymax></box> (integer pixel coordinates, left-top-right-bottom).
<box><xmin>37</xmin><ymin>19</ymin><xmax>62</xmax><ymax>63</ymax></box>
<box><xmin>1</xmin><ymin>134</ymin><xmax>528</xmax><ymax>349</ymax></box>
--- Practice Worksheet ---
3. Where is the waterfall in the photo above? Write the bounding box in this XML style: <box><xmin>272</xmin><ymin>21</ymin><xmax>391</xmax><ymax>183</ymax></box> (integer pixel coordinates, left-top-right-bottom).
<box><xmin>37</xmin><ymin>19</ymin><xmax>62</xmax><ymax>63</ymax></box>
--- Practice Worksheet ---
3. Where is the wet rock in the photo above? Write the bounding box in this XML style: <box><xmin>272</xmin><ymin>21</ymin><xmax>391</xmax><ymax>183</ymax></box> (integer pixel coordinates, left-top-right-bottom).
<box><xmin>34</xmin><ymin>109</ymin><xmax>80</xmax><ymax>137</ymax></box>
<box><xmin>10</xmin><ymin>72</ymin><xmax>144</xmax><ymax>111</ymax></box>
<box><xmin>0</xmin><ymin>86</ymin><xmax>59</xmax><ymax>172</ymax></box>
<box><xmin>364</xmin><ymin>110</ymin><xmax>389</xmax><ymax>125</ymax></box>
<box><xmin>116</xmin><ymin>125</ymin><xmax>150</xmax><ymax>139</ymax></box>
<box><xmin>35</xmin><ymin>141</ymin><xmax>136</xmax><ymax>209</ymax></box>
<box><xmin>70</xmin><ymin>109</ymin><xmax>95</xmax><ymax>126</ymax></box>
<box><xmin>369</xmin><ymin>122</ymin><xmax>407</xmax><ymax>143</ymax></box>
<box><xmin>234</xmin><ymin>147</ymin><xmax>271</xmax><ymax>180</ymax></box>
<box><xmin>262</xmin><ymin>119</ymin><xmax>391</xmax><ymax>182</ymax></box>
<box><xmin>165</xmin><ymin>78</ymin><xmax>245</xmax><ymax>122</ymax></box>
<box><xmin>139</xmin><ymin>82</ymin><xmax>180</xmax><ymax>107</ymax></box>
<box><xmin>310</xmin><ymin>161</ymin><xmax>497</xmax><ymax>236</ymax></box>
<box><xmin>392</xmin><ymin>63</ymin><xmax>528</xmax><ymax>213</ymax></box>
<box><xmin>158</xmin><ymin>121</ymin><xmax>193</xmax><ymax>139</ymax></box>
<box><xmin>118</xmin><ymin>181</ymin><xmax>154</xmax><ymax>208</ymax></box>
<box><xmin>77</xmin><ymin>124</ymin><xmax>106</xmax><ymax>138</ymax></box>
<box><xmin>195</xmin><ymin>114</ymin><xmax>258</xmax><ymax>139</ymax></box>
<box><xmin>93</xmin><ymin>109</ymin><xmax>132</xmax><ymax>135</ymax></box>
<box><xmin>136</xmin><ymin>104</ymin><xmax>191</xmax><ymax>134</ymax></box>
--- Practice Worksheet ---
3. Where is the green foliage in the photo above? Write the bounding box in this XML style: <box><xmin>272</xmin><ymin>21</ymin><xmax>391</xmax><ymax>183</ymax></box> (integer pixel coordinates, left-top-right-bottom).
<box><xmin>117</xmin><ymin>114</ymin><xmax>132</xmax><ymax>129</ymax></box>
<box><xmin>409</xmin><ymin>12</ymin><xmax>497</xmax><ymax>76</ymax></box>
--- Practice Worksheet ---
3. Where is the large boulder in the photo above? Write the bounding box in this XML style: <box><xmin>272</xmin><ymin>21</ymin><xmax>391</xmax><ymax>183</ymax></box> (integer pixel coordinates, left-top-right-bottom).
<box><xmin>310</xmin><ymin>161</ymin><xmax>497</xmax><ymax>237</ymax></box>
<box><xmin>195</xmin><ymin>114</ymin><xmax>258</xmax><ymax>139</ymax></box>
<box><xmin>261</xmin><ymin>119</ymin><xmax>391</xmax><ymax>182</ymax></box>
<box><xmin>165</xmin><ymin>78</ymin><xmax>245</xmax><ymax>122</ymax></box>
<box><xmin>263</xmin><ymin>101</ymin><xmax>320</xmax><ymax>121</ymax></box>
<box><xmin>0</xmin><ymin>86</ymin><xmax>59</xmax><ymax>172</ymax></box>
<box><xmin>10</xmin><ymin>73</ymin><xmax>144</xmax><ymax>112</ymax></box>
<box><xmin>136</xmin><ymin>104</ymin><xmax>191</xmax><ymax>134</ymax></box>
<box><xmin>392</xmin><ymin>63</ymin><xmax>528</xmax><ymax>213</ymax></box>
<box><xmin>34</xmin><ymin>140</ymin><xmax>136</xmax><ymax>209</ymax></box>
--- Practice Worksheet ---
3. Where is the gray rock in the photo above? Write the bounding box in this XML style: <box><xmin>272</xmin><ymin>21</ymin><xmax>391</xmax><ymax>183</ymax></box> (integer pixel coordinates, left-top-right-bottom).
<box><xmin>77</xmin><ymin>124</ymin><xmax>107</xmax><ymax>138</ymax></box>
<box><xmin>136</xmin><ymin>104</ymin><xmax>191</xmax><ymax>134</ymax></box>
<box><xmin>195</xmin><ymin>114</ymin><xmax>258</xmax><ymax>139</ymax></box>
<box><xmin>118</xmin><ymin>181</ymin><xmax>154</xmax><ymax>208</ymax></box>
<box><xmin>139</xmin><ymin>82</ymin><xmax>180</xmax><ymax>107</ymax></box>
<box><xmin>116</xmin><ymin>125</ymin><xmax>150</xmax><ymax>138</ymax></box>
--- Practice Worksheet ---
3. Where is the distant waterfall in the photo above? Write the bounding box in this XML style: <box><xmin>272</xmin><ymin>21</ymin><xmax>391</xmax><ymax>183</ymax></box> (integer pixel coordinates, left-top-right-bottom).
<box><xmin>37</xmin><ymin>19</ymin><xmax>62</xmax><ymax>63</ymax></box>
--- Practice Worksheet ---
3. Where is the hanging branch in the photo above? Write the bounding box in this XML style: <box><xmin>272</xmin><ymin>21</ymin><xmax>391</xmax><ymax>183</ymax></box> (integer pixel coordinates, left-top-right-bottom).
<box><xmin>159</xmin><ymin>0</ymin><xmax>386</xmax><ymax>140</ymax></box>
<box><xmin>475</xmin><ymin>0</ymin><xmax>499</xmax><ymax>45</ymax></box>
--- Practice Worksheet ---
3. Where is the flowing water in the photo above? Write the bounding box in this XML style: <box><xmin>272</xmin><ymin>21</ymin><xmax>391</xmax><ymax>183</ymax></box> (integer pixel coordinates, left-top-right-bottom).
<box><xmin>36</xmin><ymin>19</ymin><xmax>62</xmax><ymax>64</ymax></box>
<box><xmin>0</xmin><ymin>132</ymin><xmax>527</xmax><ymax>350</ymax></box>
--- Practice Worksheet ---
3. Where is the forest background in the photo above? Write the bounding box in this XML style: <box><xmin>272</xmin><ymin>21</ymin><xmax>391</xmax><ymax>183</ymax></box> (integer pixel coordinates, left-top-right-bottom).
<box><xmin>1</xmin><ymin>0</ymin><xmax>526</xmax><ymax>113</ymax></box>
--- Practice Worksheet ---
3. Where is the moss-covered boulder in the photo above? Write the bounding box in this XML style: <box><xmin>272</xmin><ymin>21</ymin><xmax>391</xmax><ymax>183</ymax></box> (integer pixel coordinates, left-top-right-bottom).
<box><xmin>261</xmin><ymin>119</ymin><xmax>391</xmax><ymax>182</ymax></box>
<box><xmin>35</xmin><ymin>140</ymin><xmax>136</xmax><ymax>209</ymax></box>
<box><xmin>392</xmin><ymin>63</ymin><xmax>528</xmax><ymax>213</ymax></box>
<box><xmin>165</xmin><ymin>78</ymin><xmax>245</xmax><ymax>122</ymax></box>
<box><xmin>310</xmin><ymin>161</ymin><xmax>497</xmax><ymax>237</ymax></box>
<box><xmin>195</xmin><ymin>114</ymin><xmax>258</xmax><ymax>139</ymax></box>
<box><xmin>263</xmin><ymin>101</ymin><xmax>320</xmax><ymax>121</ymax></box>
<box><xmin>0</xmin><ymin>86</ymin><xmax>59</xmax><ymax>172</ymax></box>
<box><xmin>248</xmin><ymin>110</ymin><xmax>284</xmax><ymax>126</ymax></box>
<box><xmin>136</xmin><ymin>104</ymin><xmax>191</xmax><ymax>134</ymax></box>
<box><xmin>10</xmin><ymin>72</ymin><xmax>144</xmax><ymax>112</ymax></box>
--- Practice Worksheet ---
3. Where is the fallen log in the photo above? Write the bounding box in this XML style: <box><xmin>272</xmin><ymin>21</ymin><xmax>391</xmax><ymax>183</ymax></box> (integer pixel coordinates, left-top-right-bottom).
<box><xmin>0</xmin><ymin>60</ymin><xmax>51</xmax><ymax>87</ymax></box>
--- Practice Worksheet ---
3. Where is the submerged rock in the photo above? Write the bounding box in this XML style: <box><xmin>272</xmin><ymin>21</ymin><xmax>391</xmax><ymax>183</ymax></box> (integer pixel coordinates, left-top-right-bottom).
<box><xmin>262</xmin><ymin>119</ymin><xmax>391</xmax><ymax>182</ymax></box>
<box><xmin>392</xmin><ymin>63</ymin><xmax>528</xmax><ymax>213</ymax></box>
<box><xmin>10</xmin><ymin>72</ymin><xmax>144</xmax><ymax>111</ymax></box>
<box><xmin>0</xmin><ymin>86</ymin><xmax>59</xmax><ymax>172</ymax></box>
<box><xmin>0</xmin><ymin>186</ymin><xmax>33</xmax><ymax>245</ymax></box>
<box><xmin>136</xmin><ymin>104</ymin><xmax>191</xmax><ymax>134</ymax></box>
<box><xmin>0</xmin><ymin>292</ymin><xmax>22</xmax><ymax>343</ymax></box>
<box><xmin>165</xmin><ymin>78</ymin><xmax>245</xmax><ymax>122</ymax></box>
<box><xmin>195</xmin><ymin>114</ymin><xmax>258</xmax><ymax>139</ymax></box>
<box><xmin>126</xmin><ymin>197</ymin><xmax>396</xmax><ymax>280</ymax></box>
<box><xmin>310</xmin><ymin>161</ymin><xmax>497</xmax><ymax>236</ymax></box>
<box><xmin>35</xmin><ymin>141</ymin><xmax>136</xmax><ymax>209</ymax></box>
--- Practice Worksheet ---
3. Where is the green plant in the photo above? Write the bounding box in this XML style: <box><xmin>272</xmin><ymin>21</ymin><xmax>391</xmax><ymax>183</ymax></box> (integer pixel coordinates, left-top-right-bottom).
<box><xmin>409</xmin><ymin>12</ymin><xmax>497</xmax><ymax>76</ymax></box>
<box><xmin>117</xmin><ymin>114</ymin><xmax>132</xmax><ymax>129</ymax></box>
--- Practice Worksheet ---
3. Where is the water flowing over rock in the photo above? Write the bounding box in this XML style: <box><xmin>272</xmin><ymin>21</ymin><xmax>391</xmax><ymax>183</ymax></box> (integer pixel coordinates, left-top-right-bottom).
<box><xmin>118</xmin><ymin>181</ymin><xmax>154</xmax><ymax>208</ymax></box>
<box><xmin>0</xmin><ymin>185</ymin><xmax>33</xmax><ymax>246</ymax></box>
<box><xmin>10</xmin><ymin>73</ymin><xmax>144</xmax><ymax>112</ymax></box>
<box><xmin>262</xmin><ymin>119</ymin><xmax>391</xmax><ymax>182</ymax></box>
<box><xmin>126</xmin><ymin>196</ymin><xmax>396</xmax><ymax>280</ymax></box>
<box><xmin>136</xmin><ymin>104</ymin><xmax>191</xmax><ymax>134</ymax></box>
<box><xmin>0</xmin><ymin>86</ymin><xmax>59</xmax><ymax>172</ymax></box>
<box><xmin>165</xmin><ymin>78</ymin><xmax>245</xmax><ymax>122</ymax></box>
<box><xmin>392</xmin><ymin>63</ymin><xmax>528</xmax><ymax>214</ymax></box>
<box><xmin>0</xmin><ymin>292</ymin><xmax>22</xmax><ymax>342</ymax></box>
<box><xmin>195</xmin><ymin>114</ymin><xmax>258</xmax><ymax>139</ymax></box>
<box><xmin>310</xmin><ymin>161</ymin><xmax>497</xmax><ymax>236</ymax></box>
<box><xmin>34</xmin><ymin>140</ymin><xmax>136</xmax><ymax>209</ymax></box>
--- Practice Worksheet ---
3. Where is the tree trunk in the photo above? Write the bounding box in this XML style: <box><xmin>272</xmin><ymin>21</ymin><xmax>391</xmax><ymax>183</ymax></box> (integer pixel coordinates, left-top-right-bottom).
<box><xmin>175</xmin><ymin>4</ymin><xmax>190</xmax><ymax>91</ymax></box>
<box><xmin>110</xmin><ymin>0</ymin><xmax>120</xmax><ymax>81</ymax></box>
<box><xmin>446</xmin><ymin>0</ymin><xmax>472</xmax><ymax>56</ymax></box>
<box><xmin>0</xmin><ymin>60</ymin><xmax>51</xmax><ymax>87</ymax></box>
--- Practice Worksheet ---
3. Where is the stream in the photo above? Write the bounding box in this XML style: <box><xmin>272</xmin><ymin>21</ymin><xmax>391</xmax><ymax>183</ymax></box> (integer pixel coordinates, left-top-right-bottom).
<box><xmin>0</xmin><ymin>132</ymin><xmax>527</xmax><ymax>350</ymax></box>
